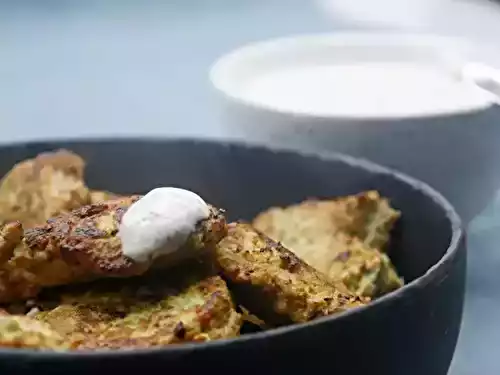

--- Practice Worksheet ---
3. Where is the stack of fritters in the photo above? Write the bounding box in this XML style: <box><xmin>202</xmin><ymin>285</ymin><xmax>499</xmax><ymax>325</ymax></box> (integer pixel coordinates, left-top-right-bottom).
<box><xmin>0</xmin><ymin>150</ymin><xmax>404</xmax><ymax>351</ymax></box>
<box><xmin>0</xmin><ymin>196</ymin><xmax>237</xmax><ymax>350</ymax></box>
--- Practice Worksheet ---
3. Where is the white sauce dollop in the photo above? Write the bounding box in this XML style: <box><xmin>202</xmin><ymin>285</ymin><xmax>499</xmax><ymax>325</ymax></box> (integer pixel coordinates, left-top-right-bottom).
<box><xmin>119</xmin><ymin>187</ymin><xmax>210</xmax><ymax>263</ymax></box>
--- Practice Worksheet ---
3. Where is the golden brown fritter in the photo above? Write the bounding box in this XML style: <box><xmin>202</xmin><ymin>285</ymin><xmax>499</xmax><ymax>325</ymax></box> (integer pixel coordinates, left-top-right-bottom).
<box><xmin>39</xmin><ymin>281</ymin><xmax>240</xmax><ymax>349</ymax></box>
<box><xmin>252</xmin><ymin>191</ymin><xmax>403</xmax><ymax>297</ymax></box>
<box><xmin>0</xmin><ymin>261</ymin><xmax>241</xmax><ymax>350</ymax></box>
<box><xmin>215</xmin><ymin>223</ymin><xmax>365</xmax><ymax>326</ymax></box>
<box><xmin>0</xmin><ymin>150</ymin><xmax>91</xmax><ymax>228</ymax></box>
<box><xmin>0</xmin><ymin>197</ymin><xmax>227</xmax><ymax>303</ymax></box>
<box><xmin>253</xmin><ymin>190</ymin><xmax>400</xmax><ymax>251</ymax></box>
<box><xmin>0</xmin><ymin>149</ymin><xmax>125</xmax><ymax>228</ymax></box>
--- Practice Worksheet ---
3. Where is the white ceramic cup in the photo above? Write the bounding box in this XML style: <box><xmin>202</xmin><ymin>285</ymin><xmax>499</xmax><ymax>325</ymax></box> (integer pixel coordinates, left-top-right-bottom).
<box><xmin>210</xmin><ymin>32</ymin><xmax>500</xmax><ymax>222</ymax></box>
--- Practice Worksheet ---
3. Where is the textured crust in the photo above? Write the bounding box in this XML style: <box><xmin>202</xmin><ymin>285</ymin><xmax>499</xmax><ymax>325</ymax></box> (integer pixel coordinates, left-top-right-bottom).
<box><xmin>0</xmin><ymin>197</ymin><xmax>227</xmax><ymax>303</ymax></box>
<box><xmin>76</xmin><ymin>276</ymin><xmax>241</xmax><ymax>350</ymax></box>
<box><xmin>0</xmin><ymin>262</ymin><xmax>242</xmax><ymax>350</ymax></box>
<box><xmin>36</xmin><ymin>270</ymin><xmax>241</xmax><ymax>350</ymax></box>
<box><xmin>252</xmin><ymin>191</ymin><xmax>403</xmax><ymax>297</ymax></box>
<box><xmin>27</xmin><ymin>196</ymin><xmax>147</xmax><ymax>278</ymax></box>
<box><xmin>215</xmin><ymin>223</ymin><xmax>365</xmax><ymax>326</ymax></box>
<box><xmin>253</xmin><ymin>190</ymin><xmax>400</xmax><ymax>251</ymax></box>
<box><xmin>0</xmin><ymin>150</ymin><xmax>91</xmax><ymax>228</ymax></box>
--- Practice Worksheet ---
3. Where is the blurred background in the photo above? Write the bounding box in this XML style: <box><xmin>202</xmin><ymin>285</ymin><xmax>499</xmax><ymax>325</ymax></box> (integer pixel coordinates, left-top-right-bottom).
<box><xmin>2</xmin><ymin>1</ymin><xmax>500</xmax><ymax>373</ymax></box>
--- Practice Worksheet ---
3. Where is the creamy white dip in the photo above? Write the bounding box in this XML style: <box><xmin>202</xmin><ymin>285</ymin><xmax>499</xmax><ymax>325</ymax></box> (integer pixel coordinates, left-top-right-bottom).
<box><xmin>119</xmin><ymin>187</ymin><xmax>210</xmax><ymax>263</ymax></box>
<box><xmin>238</xmin><ymin>62</ymin><xmax>492</xmax><ymax>117</ymax></box>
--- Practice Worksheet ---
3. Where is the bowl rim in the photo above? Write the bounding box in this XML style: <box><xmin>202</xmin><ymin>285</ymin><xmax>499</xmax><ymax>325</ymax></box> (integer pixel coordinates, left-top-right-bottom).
<box><xmin>0</xmin><ymin>137</ymin><xmax>464</xmax><ymax>359</ymax></box>
<box><xmin>209</xmin><ymin>31</ymin><xmax>497</xmax><ymax>120</ymax></box>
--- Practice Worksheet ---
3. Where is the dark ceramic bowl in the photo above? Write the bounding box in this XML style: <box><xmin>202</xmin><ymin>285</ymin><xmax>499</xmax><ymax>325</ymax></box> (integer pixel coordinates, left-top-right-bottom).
<box><xmin>0</xmin><ymin>139</ymin><xmax>465</xmax><ymax>375</ymax></box>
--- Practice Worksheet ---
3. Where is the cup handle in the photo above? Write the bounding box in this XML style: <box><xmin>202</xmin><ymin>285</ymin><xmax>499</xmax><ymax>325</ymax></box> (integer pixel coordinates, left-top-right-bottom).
<box><xmin>462</xmin><ymin>62</ymin><xmax>500</xmax><ymax>104</ymax></box>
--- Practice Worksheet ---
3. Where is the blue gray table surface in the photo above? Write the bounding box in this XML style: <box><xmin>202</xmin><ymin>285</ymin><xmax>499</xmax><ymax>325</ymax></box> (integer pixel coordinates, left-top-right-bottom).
<box><xmin>1</xmin><ymin>1</ymin><xmax>500</xmax><ymax>374</ymax></box>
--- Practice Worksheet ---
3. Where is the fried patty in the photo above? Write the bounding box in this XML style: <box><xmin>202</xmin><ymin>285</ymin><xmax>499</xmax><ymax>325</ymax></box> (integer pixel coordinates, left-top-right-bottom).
<box><xmin>253</xmin><ymin>190</ymin><xmax>400</xmax><ymax>251</ymax></box>
<box><xmin>0</xmin><ymin>260</ymin><xmax>241</xmax><ymax>350</ymax></box>
<box><xmin>252</xmin><ymin>191</ymin><xmax>403</xmax><ymax>297</ymax></box>
<box><xmin>215</xmin><ymin>223</ymin><xmax>365</xmax><ymax>326</ymax></box>
<box><xmin>0</xmin><ymin>150</ymin><xmax>91</xmax><ymax>228</ymax></box>
<box><xmin>0</xmin><ymin>149</ymin><xmax>127</xmax><ymax>229</ymax></box>
<box><xmin>0</xmin><ymin>197</ymin><xmax>227</xmax><ymax>303</ymax></box>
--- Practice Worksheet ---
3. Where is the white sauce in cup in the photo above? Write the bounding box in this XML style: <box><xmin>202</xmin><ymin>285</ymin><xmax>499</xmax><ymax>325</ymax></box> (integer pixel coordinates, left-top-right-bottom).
<box><xmin>238</xmin><ymin>63</ymin><xmax>492</xmax><ymax>117</ymax></box>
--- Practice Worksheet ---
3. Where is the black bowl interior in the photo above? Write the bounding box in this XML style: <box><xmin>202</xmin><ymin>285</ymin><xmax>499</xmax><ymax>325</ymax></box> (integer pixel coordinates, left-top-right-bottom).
<box><xmin>0</xmin><ymin>138</ymin><xmax>458</xmax><ymax>283</ymax></box>
<box><xmin>0</xmin><ymin>139</ymin><xmax>463</xmax><ymax>375</ymax></box>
